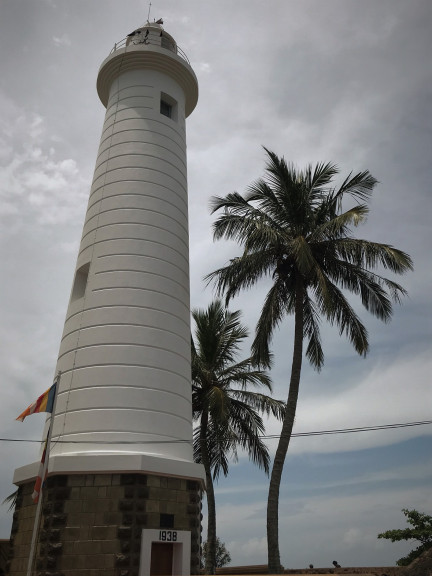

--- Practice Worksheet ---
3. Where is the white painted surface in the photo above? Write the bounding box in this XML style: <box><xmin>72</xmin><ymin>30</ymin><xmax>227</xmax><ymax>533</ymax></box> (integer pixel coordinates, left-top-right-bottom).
<box><xmin>13</xmin><ymin>454</ymin><xmax>205</xmax><ymax>485</ymax></box>
<box><xmin>15</xmin><ymin>27</ymin><xmax>202</xmax><ymax>482</ymax></box>
<box><xmin>139</xmin><ymin>529</ymin><xmax>191</xmax><ymax>576</ymax></box>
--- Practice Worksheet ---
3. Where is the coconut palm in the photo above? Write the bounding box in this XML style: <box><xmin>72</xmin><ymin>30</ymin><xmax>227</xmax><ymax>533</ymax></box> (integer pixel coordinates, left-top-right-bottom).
<box><xmin>206</xmin><ymin>148</ymin><xmax>413</xmax><ymax>573</ymax></box>
<box><xmin>192</xmin><ymin>300</ymin><xmax>285</xmax><ymax>574</ymax></box>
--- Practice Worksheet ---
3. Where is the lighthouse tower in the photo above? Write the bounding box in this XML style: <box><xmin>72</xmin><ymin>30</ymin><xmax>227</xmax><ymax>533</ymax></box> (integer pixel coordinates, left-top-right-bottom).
<box><xmin>10</xmin><ymin>21</ymin><xmax>204</xmax><ymax>576</ymax></box>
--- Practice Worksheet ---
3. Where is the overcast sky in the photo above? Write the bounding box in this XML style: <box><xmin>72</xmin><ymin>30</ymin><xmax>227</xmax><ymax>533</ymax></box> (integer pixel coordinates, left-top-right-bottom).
<box><xmin>0</xmin><ymin>0</ymin><xmax>431</xmax><ymax>570</ymax></box>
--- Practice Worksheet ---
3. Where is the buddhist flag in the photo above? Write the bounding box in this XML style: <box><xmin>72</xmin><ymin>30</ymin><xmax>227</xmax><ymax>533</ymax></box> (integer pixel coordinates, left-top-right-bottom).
<box><xmin>32</xmin><ymin>438</ymin><xmax>48</xmax><ymax>504</ymax></box>
<box><xmin>16</xmin><ymin>382</ymin><xmax>57</xmax><ymax>422</ymax></box>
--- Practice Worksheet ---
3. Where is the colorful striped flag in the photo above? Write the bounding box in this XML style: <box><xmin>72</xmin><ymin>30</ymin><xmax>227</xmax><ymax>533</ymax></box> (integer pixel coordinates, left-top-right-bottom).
<box><xmin>16</xmin><ymin>382</ymin><xmax>57</xmax><ymax>422</ymax></box>
<box><xmin>32</xmin><ymin>438</ymin><xmax>48</xmax><ymax>503</ymax></box>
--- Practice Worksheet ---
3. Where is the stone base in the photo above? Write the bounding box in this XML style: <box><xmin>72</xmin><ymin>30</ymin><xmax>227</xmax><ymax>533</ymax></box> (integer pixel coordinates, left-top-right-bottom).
<box><xmin>7</xmin><ymin>472</ymin><xmax>202</xmax><ymax>576</ymax></box>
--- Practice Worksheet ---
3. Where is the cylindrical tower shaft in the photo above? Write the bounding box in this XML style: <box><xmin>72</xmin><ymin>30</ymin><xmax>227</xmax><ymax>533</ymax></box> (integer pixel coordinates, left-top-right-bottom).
<box><xmin>9</xmin><ymin>24</ymin><xmax>204</xmax><ymax>576</ymax></box>
<box><xmin>14</xmin><ymin>21</ymin><xmax>202</xmax><ymax>481</ymax></box>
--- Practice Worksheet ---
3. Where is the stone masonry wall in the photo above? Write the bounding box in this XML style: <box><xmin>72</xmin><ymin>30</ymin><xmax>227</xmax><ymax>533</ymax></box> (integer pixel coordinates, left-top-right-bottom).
<box><xmin>7</xmin><ymin>473</ymin><xmax>202</xmax><ymax>576</ymax></box>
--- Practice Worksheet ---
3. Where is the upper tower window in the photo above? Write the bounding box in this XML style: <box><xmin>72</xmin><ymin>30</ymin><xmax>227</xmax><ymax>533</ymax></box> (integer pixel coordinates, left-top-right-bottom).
<box><xmin>160</xmin><ymin>92</ymin><xmax>178</xmax><ymax>121</ymax></box>
<box><xmin>160</xmin><ymin>100</ymin><xmax>172</xmax><ymax>118</ymax></box>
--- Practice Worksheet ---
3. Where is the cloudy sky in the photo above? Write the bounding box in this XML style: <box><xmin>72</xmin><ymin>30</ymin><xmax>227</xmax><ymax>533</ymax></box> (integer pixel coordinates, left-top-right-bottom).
<box><xmin>0</xmin><ymin>0</ymin><xmax>431</xmax><ymax>570</ymax></box>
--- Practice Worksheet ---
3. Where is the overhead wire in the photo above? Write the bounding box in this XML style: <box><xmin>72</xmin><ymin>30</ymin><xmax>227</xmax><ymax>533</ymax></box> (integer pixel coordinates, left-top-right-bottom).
<box><xmin>1</xmin><ymin>419</ymin><xmax>431</xmax><ymax>444</ymax></box>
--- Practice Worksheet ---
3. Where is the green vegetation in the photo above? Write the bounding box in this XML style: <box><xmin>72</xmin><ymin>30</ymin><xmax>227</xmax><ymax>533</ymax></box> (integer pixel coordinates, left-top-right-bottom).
<box><xmin>202</xmin><ymin>537</ymin><xmax>232</xmax><ymax>569</ymax></box>
<box><xmin>378</xmin><ymin>508</ymin><xmax>432</xmax><ymax>566</ymax></box>
<box><xmin>207</xmin><ymin>148</ymin><xmax>413</xmax><ymax>573</ymax></box>
<box><xmin>192</xmin><ymin>300</ymin><xmax>285</xmax><ymax>574</ymax></box>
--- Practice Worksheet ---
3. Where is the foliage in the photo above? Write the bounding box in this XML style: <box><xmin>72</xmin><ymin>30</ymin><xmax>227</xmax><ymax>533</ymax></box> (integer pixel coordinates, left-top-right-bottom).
<box><xmin>378</xmin><ymin>508</ymin><xmax>432</xmax><ymax>566</ymax></box>
<box><xmin>192</xmin><ymin>299</ymin><xmax>285</xmax><ymax>574</ymax></box>
<box><xmin>2</xmin><ymin>489</ymin><xmax>18</xmax><ymax>512</ymax></box>
<box><xmin>202</xmin><ymin>537</ymin><xmax>232</xmax><ymax>569</ymax></box>
<box><xmin>207</xmin><ymin>148</ymin><xmax>413</xmax><ymax>573</ymax></box>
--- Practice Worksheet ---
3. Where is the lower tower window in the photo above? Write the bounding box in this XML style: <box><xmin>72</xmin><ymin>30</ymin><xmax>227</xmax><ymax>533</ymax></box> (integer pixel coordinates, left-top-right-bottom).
<box><xmin>71</xmin><ymin>262</ymin><xmax>90</xmax><ymax>301</ymax></box>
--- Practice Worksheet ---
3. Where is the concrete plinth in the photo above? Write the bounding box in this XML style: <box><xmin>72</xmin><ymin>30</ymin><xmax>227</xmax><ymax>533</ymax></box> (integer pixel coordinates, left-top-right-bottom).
<box><xmin>8</xmin><ymin>472</ymin><xmax>201</xmax><ymax>576</ymax></box>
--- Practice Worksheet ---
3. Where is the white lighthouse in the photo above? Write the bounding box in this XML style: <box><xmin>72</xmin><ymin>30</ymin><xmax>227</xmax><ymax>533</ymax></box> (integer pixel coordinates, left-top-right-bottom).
<box><xmin>10</xmin><ymin>21</ymin><xmax>204</xmax><ymax>576</ymax></box>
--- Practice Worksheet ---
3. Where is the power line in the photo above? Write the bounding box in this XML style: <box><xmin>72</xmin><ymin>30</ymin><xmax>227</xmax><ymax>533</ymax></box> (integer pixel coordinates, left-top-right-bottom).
<box><xmin>1</xmin><ymin>419</ymin><xmax>431</xmax><ymax>444</ymax></box>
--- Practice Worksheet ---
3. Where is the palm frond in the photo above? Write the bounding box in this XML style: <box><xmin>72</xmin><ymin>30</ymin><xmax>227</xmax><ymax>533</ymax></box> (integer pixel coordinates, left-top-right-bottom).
<box><xmin>303</xmin><ymin>295</ymin><xmax>324</xmax><ymax>369</ymax></box>
<box><xmin>252</xmin><ymin>278</ymin><xmax>290</xmax><ymax>367</ymax></box>
<box><xmin>192</xmin><ymin>300</ymin><xmax>282</xmax><ymax>482</ymax></box>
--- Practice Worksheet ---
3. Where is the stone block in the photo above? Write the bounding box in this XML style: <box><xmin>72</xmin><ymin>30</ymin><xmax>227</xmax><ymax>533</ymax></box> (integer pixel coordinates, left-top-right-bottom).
<box><xmin>74</xmin><ymin>540</ymin><xmax>102</xmax><ymax>555</ymax></box>
<box><xmin>122</xmin><ymin>513</ymin><xmax>133</xmax><ymax>526</ymax></box>
<box><xmin>134</xmin><ymin>514</ymin><xmax>147</xmax><ymax>526</ymax></box>
<box><xmin>160</xmin><ymin>477</ymin><xmax>168</xmax><ymax>488</ymax></box>
<box><xmin>69</xmin><ymin>487</ymin><xmax>81</xmax><ymax>500</ymax></box>
<box><xmin>93</xmin><ymin>474</ymin><xmax>108</xmax><ymax>486</ymax></box>
<box><xmin>97</xmin><ymin>486</ymin><xmax>107</xmax><ymax>498</ymax></box>
<box><xmin>163</xmin><ymin>502</ymin><xmax>177</xmax><ymax>515</ymax></box>
<box><xmin>95</xmin><ymin>498</ymin><xmax>116</xmax><ymax>513</ymax></box>
<box><xmin>176</xmin><ymin>491</ymin><xmax>189</xmax><ymax>503</ymax></box>
<box><xmin>67</xmin><ymin>474</ymin><xmax>86</xmax><ymax>487</ymax></box>
<box><xmin>67</xmin><ymin>512</ymin><xmax>94</xmax><ymax>527</ymax></box>
<box><xmin>101</xmin><ymin>540</ymin><xmax>120</xmax><ymax>554</ymax></box>
<box><xmin>145</xmin><ymin>513</ymin><xmax>160</xmax><ymax>528</ymax></box>
<box><xmin>82</xmin><ymin>554</ymin><xmax>104</xmax><ymax>570</ymax></box>
<box><xmin>167</xmin><ymin>477</ymin><xmax>181</xmax><ymax>490</ymax></box>
<box><xmin>189</xmin><ymin>492</ymin><xmax>200</xmax><ymax>504</ymax></box>
<box><xmin>123</xmin><ymin>486</ymin><xmax>134</xmax><ymax>499</ymax></box>
<box><xmin>53</xmin><ymin>487</ymin><xmax>71</xmax><ymax>500</ymax></box>
<box><xmin>119</xmin><ymin>500</ymin><xmax>133</xmax><ymax>512</ymax></box>
<box><xmin>146</xmin><ymin>475</ymin><xmax>160</xmax><ymax>488</ymax></box>
<box><xmin>145</xmin><ymin>500</ymin><xmax>159</xmax><ymax>513</ymax></box>
<box><xmin>104</xmin><ymin>553</ymin><xmax>116</xmax><ymax>568</ymax></box>
<box><xmin>147</xmin><ymin>487</ymin><xmax>164</xmax><ymax>501</ymax></box>
<box><xmin>174</xmin><ymin>518</ymin><xmax>189</xmax><ymax>531</ymax></box>
<box><xmin>62</xmin><ymin>527</ymin><xmax>81</xmax><ymax>541</ymax></box>
<box><xmin>91</xmin><ymin>525</ymin><xmax>117</xmax><ymax>540</ymax></box>
<box><xmin>187</xmin><ymin>504</ymin><xmax>200</xmax><ymax>515</ymax></box>
<box><xmin>61</xmin><ymin>542</ymin><xmax>74</xmax><ymax>555</ymax></box>
<box><xmin>102</xmin><ymin>511</ymin><xmax>123</xmax><ymax>525</ymax></box>
<box><xmin>81</xmin><ymin>499</ymin><xmax>98</xmax><ymax>513</ymax></box>
<box><xmin>64</xmin><ymin>499</ymin><xmax>82</xmax><ymax>514</ymax></box>
<box><xmin>58</xmin><ymin>552</ymin><xmax>80</xmax><ymax>569</ymax></box>
<box><xmin>80</xmin><ymin>487</ymin><xmax>98</xmax><ymax>499</ymax></box>
<box><xmin>120</xmin><ymin>474</ymin><xmax>136</xmax><ymax>485</ymax></box>
<box><xmin>107</xmin><ymin>486</ymin><xmax>124</xmax><ymax>500</ymax></box>
<box><xmin>136</xmin><ymin>486</ymin><xmax>149</xmax><ymax>499</ymax></box>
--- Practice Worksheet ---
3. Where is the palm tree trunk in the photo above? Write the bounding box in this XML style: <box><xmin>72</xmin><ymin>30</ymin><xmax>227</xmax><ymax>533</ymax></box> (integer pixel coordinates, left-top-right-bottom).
<box><xmin>200</xmin><ymin>409</ymin><xmax>217</xmax><ymax>574</ymax></box>
<box><xmin>267</xmin><ymin>277</ymin><xmax>304</xmax><ymax>573</ymax></box>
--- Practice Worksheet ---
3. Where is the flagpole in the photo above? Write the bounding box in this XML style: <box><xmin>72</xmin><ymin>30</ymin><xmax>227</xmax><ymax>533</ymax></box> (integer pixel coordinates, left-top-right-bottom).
<box><xmin>26</xmin><ymin>371</ymin><xmax>61</xmax><ymax>576</ymax></box>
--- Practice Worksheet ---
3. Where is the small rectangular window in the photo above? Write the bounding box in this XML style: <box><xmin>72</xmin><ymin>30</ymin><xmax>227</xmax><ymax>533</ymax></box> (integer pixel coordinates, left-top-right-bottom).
<box><xmin>160</xmin><ymin>92</ymin><xmax>178</xmax><ymax>122</ymax></box>
<box><xmin>160</xmin><ymin>513</ymin><xmax>174</xmax><ymax>528</ymax></box>
<box><xmin>160</xmin><ymin>100</ymin><xmax>172</xmax><ymax>118</ymax></box>
<box><xmin>71</xmin><ymin>262</ymin><xmax>90</xmax><ymax>301</ymax></box>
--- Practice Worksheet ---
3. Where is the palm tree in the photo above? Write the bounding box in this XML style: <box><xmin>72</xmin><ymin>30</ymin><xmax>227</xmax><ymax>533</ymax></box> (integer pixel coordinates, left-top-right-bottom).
<box><xmin>192</xmin><ymin>300</ymin><xmax>285</xmax><ymax>574</ymax></box>
<box><xmin>206</xmin><ymin>149</ymin><xmax>413</xmax><ymax>573</ymax></box>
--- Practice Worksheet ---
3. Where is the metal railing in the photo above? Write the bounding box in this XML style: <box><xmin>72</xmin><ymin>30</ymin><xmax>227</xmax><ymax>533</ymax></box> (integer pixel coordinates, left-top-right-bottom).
<box><xmin>109</xmin><ymin>35</ymin><xmax>191</xmax><ymax>65</ymax></box>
